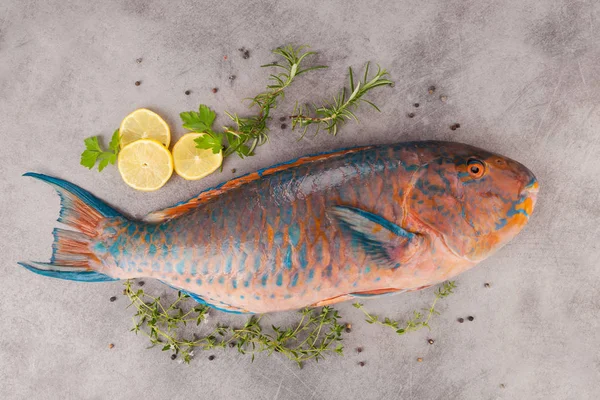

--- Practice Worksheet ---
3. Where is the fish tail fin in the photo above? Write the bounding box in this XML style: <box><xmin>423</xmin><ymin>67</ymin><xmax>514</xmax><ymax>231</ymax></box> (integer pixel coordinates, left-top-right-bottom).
<box><xmin>17</xmin><ymin>261</ymin><xmax>118</xmax><ymax>282</ymax></box>
<box><xmin>18</xmin><ymin>172</ymin><xmax>123</xmax><ymax>282</ymax></box>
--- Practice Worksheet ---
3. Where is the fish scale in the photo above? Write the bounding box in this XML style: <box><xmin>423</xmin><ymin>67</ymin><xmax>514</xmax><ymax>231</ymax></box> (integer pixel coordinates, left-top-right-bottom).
<box><xmin>19</xmin><ymin>141</ymin><xmax>538</xmax><ymax>314</ymax></box>
<box><xmin>128</xmin><ymin>146</ymin><xmax>398</xmax><ymax>308</ymax></box>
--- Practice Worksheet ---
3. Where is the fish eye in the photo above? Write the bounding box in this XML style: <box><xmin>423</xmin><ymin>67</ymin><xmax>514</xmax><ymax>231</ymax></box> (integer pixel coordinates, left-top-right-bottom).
<box><xmin>467</xmin><ymin>159</ymin><xmax>485</xmax><ymax>178</ymax></box>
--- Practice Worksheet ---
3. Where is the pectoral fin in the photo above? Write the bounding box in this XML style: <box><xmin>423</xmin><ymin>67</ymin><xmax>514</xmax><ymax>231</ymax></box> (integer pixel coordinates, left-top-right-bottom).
<box><xmin>329</xmin><ymin>206</ymin><xmax>423</xmax><ymax>268</ymax></box>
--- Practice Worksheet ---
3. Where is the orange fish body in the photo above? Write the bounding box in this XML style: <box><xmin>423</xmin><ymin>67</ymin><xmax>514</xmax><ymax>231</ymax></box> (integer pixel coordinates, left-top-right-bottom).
<box><xmin>20</xmin><ymin>141</ymin><xmax>538</xmax><ymax>313</ymax></box>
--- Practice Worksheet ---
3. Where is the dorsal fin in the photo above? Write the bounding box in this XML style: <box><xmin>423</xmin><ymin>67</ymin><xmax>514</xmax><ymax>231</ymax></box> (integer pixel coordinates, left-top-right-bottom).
<box><xmin>144</xmin><ymin>146</ymin><xmax>371</xmax><ymax>223</ymax></box>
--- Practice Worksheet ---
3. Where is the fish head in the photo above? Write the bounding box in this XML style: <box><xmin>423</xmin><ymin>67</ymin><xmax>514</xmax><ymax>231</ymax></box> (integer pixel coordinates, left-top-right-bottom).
<box><xmin>408</xmin><ymin>142</ymin><xmax>538</xmax><ymax>262</ymax></box>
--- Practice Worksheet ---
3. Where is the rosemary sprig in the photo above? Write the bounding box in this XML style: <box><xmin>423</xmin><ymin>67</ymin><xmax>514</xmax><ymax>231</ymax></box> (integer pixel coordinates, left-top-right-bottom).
<box><xmin>124</xmin><ymin>280</ymin><xmax>343</xmax><ymax>367</ymax></box>
<box><xmin>290</xmin><ymin>63</ymin><xmax>394</xmax><ymax>136</ymax></box>
<box><xmin>185</xmin><ymin>45</ymin><xmax>327</xmax><ymax>160</ymax></box>
<box><xmin>251</xmin><ymin>45</ymin><xmax>328</xmax><ymax>114</ymax></box>
<box><xmin>353</xmin><ymin>281</ymin><xmax>457</xmax><ymax>335</ymax></box>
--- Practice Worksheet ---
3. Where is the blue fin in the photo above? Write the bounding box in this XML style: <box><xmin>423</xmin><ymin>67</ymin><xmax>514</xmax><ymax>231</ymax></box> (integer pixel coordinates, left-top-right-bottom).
<box><xmin>184</xmin><ymin>290</ymin><xmax>251</xmax><ymax>314</ymax></box>
<box><xmin>18</xmin><ymin>173</ymin><xmax>123</xmax><ymax>282</ymax></box>
<box><xmin>18</xmin><ymin>262</ymin><xmax>117</xmax><ymax>282</ymax></box>
<box><xmin>23</xmin><ymin>173</ymin><xmax>121</xmax><ymax>219</ymax></box>
<box><xmin>177</xmin><ymin>289</ymin><xmax>209</xmax><ymax>306</ymax></box>
<box><xmin>160</xmin><ymin>283</ymin><xmax>253</xmax><ymax>314</ymax></box>
<box><xmin>183</xmin><ymin>290</ymin><xmax>252</xmax><ymax>314</ymax></box>
<box><xmin>329</xmin><ymin>206</ymin><xmax>423</xmax><ymax>268</ymax></box>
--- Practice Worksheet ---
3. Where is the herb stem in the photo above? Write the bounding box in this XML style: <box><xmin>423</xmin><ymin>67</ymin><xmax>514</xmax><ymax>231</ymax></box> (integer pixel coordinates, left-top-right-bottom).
<box><xmin>291</xmin><ymin>63</ymin><xmax>393</xmax><ymax>137</ymax></box>
<box><xmin>124</xmin><ymin>282</ymin><xmax>344</xmax><ymax>366</ymax></box>
<box><xmin>288</xmin><ymin>115</ymin><xmax>333</xmax><ymax>122</ymax></box>
<box><xmin>186</xmin><ymin>45</ymin><xmax>326</xmax><ymax>160</ymax></box>
<box><xmin>353</xmin><ymin>281</ymin><xmax>456</xmax><ymax>335</ymax></box>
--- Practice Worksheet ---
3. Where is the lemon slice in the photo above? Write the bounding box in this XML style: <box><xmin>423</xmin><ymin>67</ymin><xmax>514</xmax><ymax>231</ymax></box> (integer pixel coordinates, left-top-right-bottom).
<box><xmin>172</xmin><ymin>133</ymin><xmax>223</xmax><ymax>180</ymax></box>
<box><xmin>119</xmin><ymin>108</ymin><xmax>171</xmax><ymax>148</ymax></box>
<box><xmin>118</xmin><ymin>139</ymin><xmax>173</xmax><ymax>191</ymax></box>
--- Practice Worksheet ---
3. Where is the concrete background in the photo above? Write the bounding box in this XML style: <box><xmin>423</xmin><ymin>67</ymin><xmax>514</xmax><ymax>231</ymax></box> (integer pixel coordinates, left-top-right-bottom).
<box><xmin>1</xmin><ymin>0</ymin><xmax>599</xmax><ymax>399</ymax></box>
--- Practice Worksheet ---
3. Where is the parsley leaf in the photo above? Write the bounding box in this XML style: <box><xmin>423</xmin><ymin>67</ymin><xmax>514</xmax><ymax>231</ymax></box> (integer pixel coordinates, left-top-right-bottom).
<box><xmin>80</xmin><ymin>130</ymin><xmax>121</xmax><ymax>171</ymax></box>
<box><xmin>108</xmin><ymin>129</ymin><xmax>120</xmax><ymax>154</ymax></box>
<box><xmin>80</xmin><ymin>149</ymin><xmax>100</xmax><ymax>169</ymax></box>
<box><xmin>97</xmin><ymin>154</ymin><xmax>112</xmax><ymax>172</ymax></box>
<box><xmin>181</xmin><ymin>104</ymin><xmax>223</xmax><ymax>154</ymax></box>
<box><xmin>84</xmin><ymin>136</ymin><xmax>102</xmax><ymax>152</ymax></box>
<box><xmin>180</xmin><ymin>104</ymin><xmax>216</xmax><ymax>133</ymax></box>
<box><xmin>194</xmin><ymin>132</ymin><xmax>223</xmax><ymax>154</ymax></box>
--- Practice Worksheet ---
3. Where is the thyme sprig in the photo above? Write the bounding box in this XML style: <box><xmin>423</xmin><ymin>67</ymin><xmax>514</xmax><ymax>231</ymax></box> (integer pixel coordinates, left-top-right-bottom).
<box><xmin>124</xmin><ymin>281</ymin><xmax>343</xmax><ymax>367</ymax></box>
<box><xmin>290</xmin><ymin>63</ymin><xmax>394</xmax><ymax>136</ymax></box>
<box><xmin>124</xmin><ymin>280</ymin><xmax>456</xmax><ymax>367</ymax></box>
<box><xmin>353</xmin><ymin>281</ymin><xmax>457</xmax><ymax>335</ymax></box>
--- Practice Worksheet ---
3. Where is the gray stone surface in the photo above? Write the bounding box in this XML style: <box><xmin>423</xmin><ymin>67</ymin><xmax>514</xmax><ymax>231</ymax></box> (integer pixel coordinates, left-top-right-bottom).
<box><xmin>1</xmin><ymin>0</ymin><xmax>599</xmax><ymax>399</ymax></box>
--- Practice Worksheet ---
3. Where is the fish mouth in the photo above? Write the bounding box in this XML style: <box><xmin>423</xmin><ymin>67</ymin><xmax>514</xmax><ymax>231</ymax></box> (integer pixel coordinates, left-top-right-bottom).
<box><xmin>524</xmin><ymin>177</ymin><xmax>539</xmax><ymax>194</ymax></box>
<box><xmin>520</xmin><ymin>177</ymin><xmax>539</xmax><ymax>217</ymax></box>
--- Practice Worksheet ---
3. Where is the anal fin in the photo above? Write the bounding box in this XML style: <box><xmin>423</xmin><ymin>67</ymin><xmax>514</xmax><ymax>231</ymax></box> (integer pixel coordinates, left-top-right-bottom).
<box><xmin>406</xmin><ymin>284</ymin><xmax>432</xmax><ymax>292</ymax></box>
<box><xmin>162</xmin><ymin>284</ymin><xmax>253</xmax><ymax>314</ymax></box>
<box><xmin>309</xmin><ymin>294</ymin><xmax>354</xmax><ymax>307</ymax></box>
<box><xmin>351</xmin><ymin>288</ymin><xmax>407</xmax><ymax>298</ymax></box>
<box><xmin>309</xmin><ymin>288</ymin><xmax>406</xmax><ymax>307</ymax></box>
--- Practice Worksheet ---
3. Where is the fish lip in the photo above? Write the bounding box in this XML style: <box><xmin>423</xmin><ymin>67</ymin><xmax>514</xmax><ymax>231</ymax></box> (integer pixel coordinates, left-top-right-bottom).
<box><xmin>523</xmin><ymin>176</ymin><xmax>539</xmax><ymax>194</ymax></box>
<box><xmin>518</xmin><ymin>176</ymin><xmax>538</xmax><ymax>218</ymax></box>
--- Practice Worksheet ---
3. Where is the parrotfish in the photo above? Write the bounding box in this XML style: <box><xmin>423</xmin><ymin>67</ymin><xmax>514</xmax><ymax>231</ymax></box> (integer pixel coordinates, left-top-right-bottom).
<box><xmin>19</xmin><ymin>141</ymin><xmax>538</xmax><ymax>313</ymax></box>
